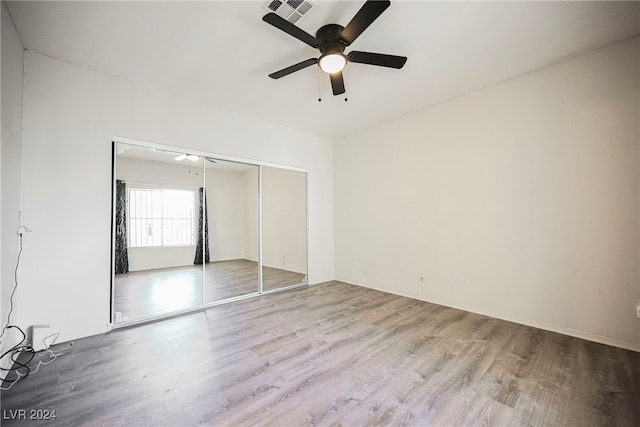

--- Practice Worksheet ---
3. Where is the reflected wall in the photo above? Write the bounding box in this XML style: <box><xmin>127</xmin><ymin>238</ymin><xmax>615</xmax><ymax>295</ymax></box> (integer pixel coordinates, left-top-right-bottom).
<box><xmin>262</xmin><ymin>166</ymin><xmax>308</xmax><ymax>291</ymax></box>
<box><xmin>203</xmin><ymin>159</ymin><xmax>260</xmax><ymax>303</ymax></box>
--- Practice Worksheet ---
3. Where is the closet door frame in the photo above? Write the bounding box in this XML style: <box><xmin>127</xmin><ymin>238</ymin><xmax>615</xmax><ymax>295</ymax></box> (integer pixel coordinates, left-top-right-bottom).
<box><xmin>109</xmin><ymin>136</ymin><xmax>308</xmax><ymax>328</ymax></box>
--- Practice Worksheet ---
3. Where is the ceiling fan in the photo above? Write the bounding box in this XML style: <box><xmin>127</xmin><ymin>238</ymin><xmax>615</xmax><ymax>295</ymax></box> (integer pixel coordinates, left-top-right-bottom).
<box><xmin>173</xmin><ymin>153</ymin><xmax>200</xmax><ymax>162</ymax></box>
<box><xmin>173</xmin><ymin>153</ymin><xmax>218</xmax><ymax>164</ymax></box>
<box><xmin>263</xmin><ymin>0</ymin><xmax>407</xmax><ymax>96</ymax></box>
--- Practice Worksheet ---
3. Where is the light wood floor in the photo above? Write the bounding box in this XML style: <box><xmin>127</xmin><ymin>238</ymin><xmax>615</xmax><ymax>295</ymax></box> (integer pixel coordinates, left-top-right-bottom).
<box><xmin>114</xmin><ymin>259</ymin><xmax>306</xmax><ymax>322</ymax></box>
<box><xmin>3</xmin><ymin>281</ymin><xmax>639</xmax><ymax>426</ymax></box>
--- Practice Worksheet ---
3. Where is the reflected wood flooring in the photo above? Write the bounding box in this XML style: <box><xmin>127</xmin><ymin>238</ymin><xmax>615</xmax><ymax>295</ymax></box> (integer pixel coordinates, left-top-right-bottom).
<box><xmin>114</xmin><ymin>259</ymin><xmax>306</xmax><ymax>322</ymax></box>
<box><xmin>3</xmin><ymin>281</ymin><xmax>640</xmax><ymax>426</ymax></box>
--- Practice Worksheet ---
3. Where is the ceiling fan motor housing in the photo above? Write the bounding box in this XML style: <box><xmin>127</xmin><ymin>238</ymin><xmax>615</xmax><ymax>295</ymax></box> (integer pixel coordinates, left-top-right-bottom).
<box><xmin>316</xmin><ymin>24</ymin><xmax>346</xmax><ymax>54</ymax></box>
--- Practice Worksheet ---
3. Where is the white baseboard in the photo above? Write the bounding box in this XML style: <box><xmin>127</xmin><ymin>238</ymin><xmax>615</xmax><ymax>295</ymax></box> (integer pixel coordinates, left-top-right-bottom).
<box><xmin>338</xmin><ymin>278</ymin><xmax>640</xmax><ymax>353</ymax></box>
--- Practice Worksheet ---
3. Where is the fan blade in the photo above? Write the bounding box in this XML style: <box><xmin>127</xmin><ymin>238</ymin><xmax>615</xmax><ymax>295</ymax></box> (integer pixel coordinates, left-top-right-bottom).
<box><xmin>263</xmin><ymin>13</ymin><xmax>319</xmax><ymax>48</ymax></box>
<box><xmin>348</xmin><ymin>51</ymin><xmax>407</xmax><ymax>69</ymax></box>
<box><xmin>269</xmin><ymin>58</ymin><xmax>318</xmax><ymax>79</ymax></box>
<box><xmin>174</xmin><ymin>154</ymin><xmax>187</xmax><ymax>161</ymax></box>
<box><xmin>340</xmin><ymin>0</ymin><xmax>390</xmax><ymax>46</ymax></box>
<box><xmin>330</xmin><ymin>71</ymin><xmax>345</xmax><ymax>95</ymax></box>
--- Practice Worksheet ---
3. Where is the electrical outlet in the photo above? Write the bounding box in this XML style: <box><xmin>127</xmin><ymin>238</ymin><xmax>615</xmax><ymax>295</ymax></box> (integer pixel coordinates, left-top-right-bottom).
<box><xmin>418</xmin><ymin>272</ymin><xmax>424</xmax><ymax>281</ymax></box>
<box><xmin>636</xmin><ymin>304</ymin><xmax>640</xmax><ymax>319</ymax></box>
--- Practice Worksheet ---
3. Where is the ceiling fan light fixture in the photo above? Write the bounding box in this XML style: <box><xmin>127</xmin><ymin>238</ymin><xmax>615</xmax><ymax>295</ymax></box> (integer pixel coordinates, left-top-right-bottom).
<box><xmin>264</xmin><ymin>1</ymin><xmax>405</xmax><ymax>95</ymax></box>
<box><xmin>319</xmin><ymin>53</ymin><xmax>346</xmax><ymax>74</ymax></box>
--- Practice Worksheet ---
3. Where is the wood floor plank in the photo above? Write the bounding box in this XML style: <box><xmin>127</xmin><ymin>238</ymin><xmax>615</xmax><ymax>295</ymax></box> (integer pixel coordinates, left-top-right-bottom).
<box><xmin>2</xmin><ymin>281</ymin><xmax>639</xmax><ymax>426</ymax></box>
<box><xmin>115</xmin><ymin>259</ymin><xmax>306</xmax><ymax>322</ymax></box>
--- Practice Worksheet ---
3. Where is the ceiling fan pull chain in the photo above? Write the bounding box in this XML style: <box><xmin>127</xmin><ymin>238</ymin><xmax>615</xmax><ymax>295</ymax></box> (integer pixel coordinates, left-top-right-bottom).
<box><xmin>317</xmin><ymin>67</ymin><xmax>323</xmax><ymax>102</ymax></box>
<box><xmin>343</xmin><ymin>67</ymin><xmax>348</xmax><ymax>102</ymax></box>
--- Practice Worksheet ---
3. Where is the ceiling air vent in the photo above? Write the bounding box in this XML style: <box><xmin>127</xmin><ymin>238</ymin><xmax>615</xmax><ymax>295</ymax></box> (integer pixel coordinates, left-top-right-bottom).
<box><xmin>262</xmin><ymin>0</ymin><xmax>317</xmax><ymax>24</ymax></box>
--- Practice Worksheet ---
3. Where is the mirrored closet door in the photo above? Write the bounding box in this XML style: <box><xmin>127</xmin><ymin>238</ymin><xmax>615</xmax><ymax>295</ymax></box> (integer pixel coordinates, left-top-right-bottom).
<box><xmin>203</xmin><ymin>159</ymin><xmax>260</xmax><ymax>303</ymax></box>
<box><xmin>261</xmin><ymin>166</ymin><xmax>308</xmax><ymax>292</ymax></box>
<box><xmin>113</xmin><ymin>143</ymin><xmax>205</xmax><ymax>323</ymax></box>
<box><xmin>112</xmin><ymin>141</ymin><xmax>308</xmax><ymax>326</ymax></box>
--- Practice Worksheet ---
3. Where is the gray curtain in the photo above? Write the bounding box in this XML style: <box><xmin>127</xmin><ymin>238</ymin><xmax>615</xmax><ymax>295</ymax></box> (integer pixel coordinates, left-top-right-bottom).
<box><xmin>194</xmin><ymin>187</ymin><xmax>210</xmax><ymax>264</ymax></box>
<box><xmin>114</xmin><ymin>179</ymin><xmax>129</xmax><ymax>274</ymax></box>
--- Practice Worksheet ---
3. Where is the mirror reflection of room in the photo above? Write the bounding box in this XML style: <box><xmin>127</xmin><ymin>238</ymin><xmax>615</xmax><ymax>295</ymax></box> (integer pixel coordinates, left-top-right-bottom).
<box><xmin>113</xmin><ymin>141</ymin><xmax>309</xmax><ymax>325</ymax></box>
<box><xmin>261</xmin><ymin>166</ymin><xmax>308</xmax><ymax>291</ymax></box>
<box><xmin>202</xmin><ymin>159</ymin><xmax>260</xmax><ymax>303</ymax></box>
<box><xmin>113</xmin><ymin>143</ymin><xmax>205</xmax><ymax>323</ymax></box>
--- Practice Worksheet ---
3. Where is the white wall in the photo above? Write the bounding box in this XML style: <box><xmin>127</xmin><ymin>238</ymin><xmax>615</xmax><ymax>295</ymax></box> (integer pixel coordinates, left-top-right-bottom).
<box><xmin>241</xmin><ymin>165</ymin><xmax>309</xmax><ymax>273</ymax></box>
<box><xmin>244</xmin><ymin>167</ymin><xmax>259</xmax><ymax>262</ymax></box>
<box><xmin>335</xmin><ymin>37</ymin><xmax>640</xmax><ymax>351</ymax></box>
<box><xmin>17</xmin><ymin>51</ymin><xmax>334</xmax><ymax>342</ymax></box>
<box><xmin>204</xmin><ymin>166</ymin><xmax>256</xmax><ymax>263</ymax></box>
<box><xmin>1</xmin><ymin>2</ymin><xmax>25</xmax><ymax>368</ymax></box>
<box><xmin>262</xmin><ymin>167</ymin><xmax>308</xmax><ymax>273</ymax></box>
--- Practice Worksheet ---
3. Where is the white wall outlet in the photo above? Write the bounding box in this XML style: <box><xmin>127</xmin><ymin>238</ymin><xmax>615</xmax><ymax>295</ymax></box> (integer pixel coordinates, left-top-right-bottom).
<box><xmin>636</xmin><ymin>304</ymin><xmax>640</xmax><ymax>319</ymax></box>
<box><xmin>419</xmin><ymin>272</ymin><xmax>424</xmax><ymax>281</ymax></box>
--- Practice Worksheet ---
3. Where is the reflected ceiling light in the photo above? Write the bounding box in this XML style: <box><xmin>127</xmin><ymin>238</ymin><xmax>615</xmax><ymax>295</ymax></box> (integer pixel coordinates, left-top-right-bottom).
<box><xmin>319</xmin><ymin>53</ymin><xmax>346</xmax><ymax>74</ymax></box>
<box><xmin>174</xmin><ymin>153</ymin><xmax>200</xmax><ymax>162</ymax></box>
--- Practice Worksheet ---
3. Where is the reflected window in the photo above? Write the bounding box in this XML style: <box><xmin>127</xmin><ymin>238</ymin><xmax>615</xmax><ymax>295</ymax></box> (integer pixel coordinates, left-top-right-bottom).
<box><xmin>128</xmin><ymin>187</ymin><xmax>195</xmax><ymax>247</ymax></box>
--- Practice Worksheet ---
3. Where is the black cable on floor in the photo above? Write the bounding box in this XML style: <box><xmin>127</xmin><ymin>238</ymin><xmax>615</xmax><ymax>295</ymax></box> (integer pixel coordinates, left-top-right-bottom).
<box><xmin>0</xmin><ymin>325</ymin><xmax>35</xmax><ymax>387</ymax></box>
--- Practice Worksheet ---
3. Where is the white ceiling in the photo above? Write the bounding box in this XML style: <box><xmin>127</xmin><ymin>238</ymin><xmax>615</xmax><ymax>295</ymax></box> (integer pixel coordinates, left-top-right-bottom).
<box><xmin>6</xmin><ymin>1</ymin><xmax>640</xmax><ymax>139</ymax></box>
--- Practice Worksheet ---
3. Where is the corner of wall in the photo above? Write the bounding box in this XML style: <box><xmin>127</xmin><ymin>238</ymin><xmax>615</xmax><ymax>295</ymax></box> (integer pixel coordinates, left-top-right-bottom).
<box><xmin>1</xmin><ymin>0</ymin><xmax>26</xmax><ymax>378</ymax></box>
<box><xmin>637</xmin><ymin>34</ymin><xmax>640</xmax><ymax>346</ymax></box>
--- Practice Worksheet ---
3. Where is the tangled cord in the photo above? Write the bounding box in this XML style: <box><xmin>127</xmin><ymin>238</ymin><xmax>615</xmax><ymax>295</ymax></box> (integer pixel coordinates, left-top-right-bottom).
<box><xmin>1</xmin><ymin>325</ymin><xmax>35</xmax><ymax>388</ymax></box>
<box><xmin>0</xmin><ymin>230</ymin><xmax>74</xmax><ymax>391</ymax></box>
<box><xmin>0</xmin><ymin>326</ymin><xmax>74</xmax><ymax>391</ymax></box>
